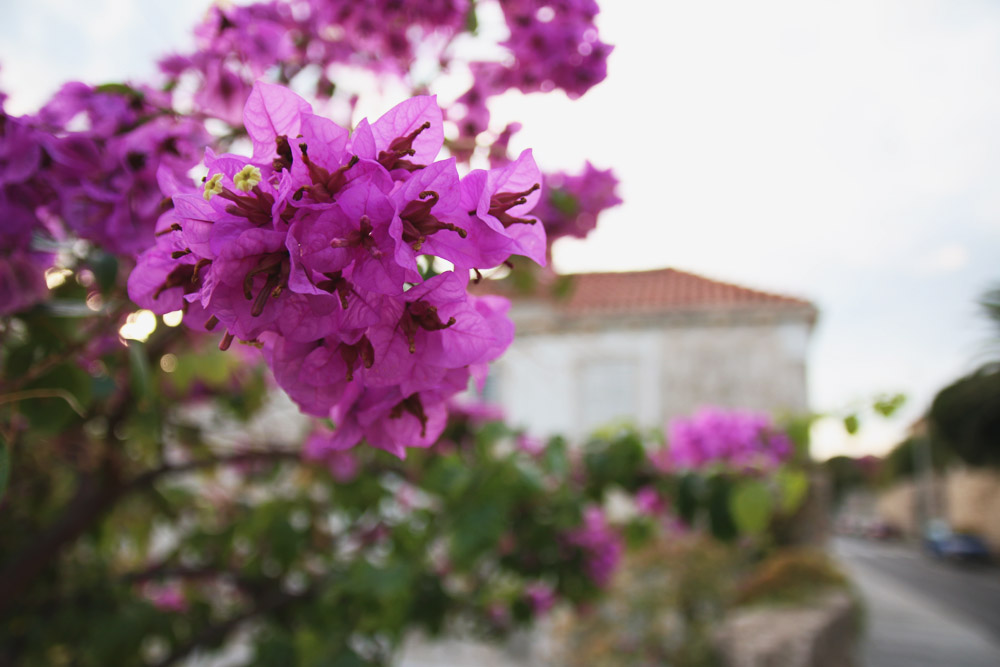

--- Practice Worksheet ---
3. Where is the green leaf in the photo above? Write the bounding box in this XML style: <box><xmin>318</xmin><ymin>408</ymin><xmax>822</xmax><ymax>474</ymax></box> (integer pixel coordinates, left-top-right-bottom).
<box><xmin>873</xmin><ymin>393</ymin><xmax>906</xmax><ymax>417</ymax></box>
<box><xmin>728</xmin><ymin>479</ymin><xmax>774</xmax><ymax>535</ymax></box>
<box><xmin>549</xmin><ymin>188</ymin><xmax>580</xmax><ymax>217</ymax></box>
<box><xmin>422</xmin><ymin>457</ymin><xmax>472</xmax><ymax>499</ymax></box>
<box><xmin>675</xmin><ymin>473</ymin><xmax>700</xmax><ymax>525</ymax></box>
<box><xmin>543</xmin><ymin>437</ymin><xmax>569</xmax><ymax>477</ymax></box>
<box><xmin>706</xmin><ymin>475</ymin><xmax>738</xmax><ymax>541</ymax></box>
<box><xmin>465</xmin><ymin>1</ymin><xmax>478</xmax><ymax>34</ymax></box>
<box><xmin>168</xmin><ymin>348</ymin><xmax>234</xmax><ymax>392</ymax></box>
<box><xmin>95</xmin><ymin>83</ymin><xmax>144</xmax><ymax>99</ymax></box>
<box><xmin>582</xmin><ymin>430</ymin><xmax>644</xmax><ymax>495</ymax></box>
<box><xmin>843</xmin><ymin>414</ymin><xmax>859</xmax><ymax>435</ymax></box>
<box><xmin>776</xmin><ymin>468</ymin><xmax>809</xmax><ymax>514</ymax></box>
<box><xmin>450</xmin><ymin>499</ymin><xmax>507</xmax><ymax>566</ymax></box>
<box><xmin>91</xmin><ymin>253</ymin><xmax>120</xmax><ymax>294</ymax></box>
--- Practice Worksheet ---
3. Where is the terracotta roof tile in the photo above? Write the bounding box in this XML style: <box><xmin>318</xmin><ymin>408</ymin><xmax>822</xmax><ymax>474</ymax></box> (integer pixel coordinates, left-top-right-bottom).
<box><xmin>554</xmin><ymin>268</ymin><xmax>814</xmax><ymax>315</ymax></box>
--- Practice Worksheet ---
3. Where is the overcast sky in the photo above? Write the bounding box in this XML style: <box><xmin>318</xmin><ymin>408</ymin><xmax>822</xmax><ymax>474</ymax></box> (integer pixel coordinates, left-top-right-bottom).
<box><xmin>3</xmin><ymin>0</ymin><xmax>998</xmax><ymax>459</ymax></box>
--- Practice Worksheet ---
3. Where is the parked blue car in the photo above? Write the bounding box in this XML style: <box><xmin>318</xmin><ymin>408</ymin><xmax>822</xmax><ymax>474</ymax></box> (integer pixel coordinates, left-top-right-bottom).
<box><xmin>924</xmin><ymin>520</ymin><xmax>992</xmax><ymax>563</ymax></box>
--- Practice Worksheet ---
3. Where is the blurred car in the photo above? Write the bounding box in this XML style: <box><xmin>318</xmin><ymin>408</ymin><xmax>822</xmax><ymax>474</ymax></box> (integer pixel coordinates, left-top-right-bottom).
<box><xmin>924</xmin><ymin>520</ymin><xmax>992</xmax><ymax>563</ymax></box>
<box><xmin>866</xmin><ymin>520</ymin><xmax>901</xmax><ymax>541</ymax></box>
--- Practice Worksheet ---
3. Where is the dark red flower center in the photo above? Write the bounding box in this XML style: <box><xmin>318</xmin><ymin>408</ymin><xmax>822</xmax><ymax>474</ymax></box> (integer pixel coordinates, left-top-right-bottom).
<box><xmin>297</xmin><ymin>146</ymin><xmax>359</xmax><ymax>203</ymax></box>
<box><xmin>399</xmin><ymin>190</ymin><xmax>467</xmax><ymax>251</ymax></box>
<box><xmin>399</xmin><ymin>299</ymin><xmax>456</xmax><ymax>353</ymax></box>
<box><xmin>390</xmin><ymin>393</ymin><xmax>429</xmax><ymax>437</ymax></box>
<box><xmin>489</xmin><ymin>183</ymin><xmax>540</xmax><ymax>228</ymax></box>
<box><xmin>377</xmin><ymin>121</ymin><xmax>431</xmax><ymax>172</ymax></box>
<box><xmin>339</xmin><ymin>335</ymin><xmax>375</xmax><ymax>381</ymax></box>
<box><xmin>243</xmin><ymin>253</ymin><xmax>289</xmax><ymax>317</ymax></box>
<box><xmin>329</xmin><ymin>215</ymin><xmax>381</xmax><ymax>258</ymax></box>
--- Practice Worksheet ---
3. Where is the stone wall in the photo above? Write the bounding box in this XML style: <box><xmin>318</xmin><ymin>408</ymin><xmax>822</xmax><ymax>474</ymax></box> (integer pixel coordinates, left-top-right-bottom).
<box><xmin>716</xmin><ymin>592</ymin><xmax>859</xmax><ymax>667</ymax></box>
<box><xmin>944</xmin><ymin>468</ymin><xmax>1000</xmax><ymax>551</ymax></box>
<box><xmin>875</xmin><ymin>481</ymin><xmax>920</xmax><ymax>535</ymax></box>
<box><xmin>875</xmin><ymin>468</ymin><xmax>1000</xmax><ymax>551</ymax></box>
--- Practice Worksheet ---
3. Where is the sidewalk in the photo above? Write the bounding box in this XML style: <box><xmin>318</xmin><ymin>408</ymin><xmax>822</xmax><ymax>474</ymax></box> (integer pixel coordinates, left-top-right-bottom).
<box><xmin>834</xmin><ymin>543</ymin><xmax>1000</xmax><ymax>667</ymax></box>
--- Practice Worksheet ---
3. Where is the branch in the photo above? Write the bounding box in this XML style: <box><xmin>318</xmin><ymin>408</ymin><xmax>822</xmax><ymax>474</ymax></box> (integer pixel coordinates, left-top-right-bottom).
<box><xmin>124</xmin><ymin>564</ymin><xmax>235</xmax><ymax>584</ymax></box>
<box><xmin>126</xmin><ymin>448</ymin><xmax>302</xmax><ymax>492</ymax></box>
<box><xmin>151</xmin><ymin>581</ymin><xmax>315</xmax><ymax>667</ymax></box>
<box><xmin>0</xmin><ymin>464</ymin><xmax>124</xmax><ymax>616</ymax></box>
<box><xmin>1</xmin><ymin>302</ymin><xmax>128</xmax><ymax>394</ymax></box>
<box><xmin>124</xmin><ymin>564</ymin><xmax>268</xmax><ymax>599</ymax></box>
<box><xmin>0</xmin><ymin>446</ymin><xmax>302</xmax><ymax>619</ymax></box>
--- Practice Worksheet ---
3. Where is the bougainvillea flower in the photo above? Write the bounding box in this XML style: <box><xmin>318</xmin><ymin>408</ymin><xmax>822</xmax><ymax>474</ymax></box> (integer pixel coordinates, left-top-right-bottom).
<box><xmin>130</xmin><ymin>81</ymin><xmax>545</xmax><ymax>456</ymax></box>
<box><xmin>568</xmin><ymin>507</ymin><xmax>623</xmax><ymax>587</ymax></box>
<box><xmin>654</xmin><ymin>407</ymin><xmax>794</xmax><ymax>472</ymax></box>
<box><xmin>532</xmin><ymin>161</ymin><xmax>622</xmax><ymax>244</ymax></box>
<box><xmin>27</xmin><ymin>83</ymin><xmax>207</xmax><ymax>256</ymax></box>
<box><xmin>456</xmin><ymin>149</ymin><xmax>547</xmax><ymax>269</ymax></box>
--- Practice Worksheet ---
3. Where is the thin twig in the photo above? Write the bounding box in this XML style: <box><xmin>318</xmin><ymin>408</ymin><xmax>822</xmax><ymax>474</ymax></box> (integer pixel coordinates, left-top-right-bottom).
<box><xmin>127</xmin><ymin>448</ymin><xmax>302</xmax><ymax>491</ymax></box>
<box><xmin>0</xmin><ymin>389</ymin><xmax>86</xmax><ymax>417</ymax></box>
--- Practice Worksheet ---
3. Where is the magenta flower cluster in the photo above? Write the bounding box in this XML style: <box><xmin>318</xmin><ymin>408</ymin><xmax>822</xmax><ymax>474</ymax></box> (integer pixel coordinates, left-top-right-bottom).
<box><xmin>653</xmin><ymin>407</ymin><xmax>794</xmax><ymax>472</ymax></box>
<box><xmin>0</xmin><ymin>95</ymin><xmax>51</xmax><ymax>316</ymax></box>
<box><xmin>129</xmin><ymin>82</ymin><xmax>546</xmax><ymax>457</ymax></box>
<box><xmin>531</xmin><ymin>161</ymin><xmax>621</xmax><ymax>243</ymax></box>
<box><xmin>454</xmin><ymin>0</ymin><xmax>612</xmax><ymax>137</ymax></box>
<box><xmin>160</xmin><ymin>1</ymin><xmax>472</xmax><ymax>126</ymax></box>
<box><xmin>161</xmin><ymin>3</ymin><xmax>297</xmax><ymax>125</ymax></box>
<box><xmin>524</xmin><ymin>581</ymin><xmax>556</xmax><ymax>614</ymax></box>
<box><xmin>32</xmin><ymin>83</ymin><xmax>208</xmax><ymax>256</ymax></box>
<box><xmin>158</xmin><ymin>1</ymin><xmax>610</xmax><ymax>148</ymax></box>
<box><xmin>568</xmin><ymin>506</ymin><xmax>623</xmax><ymax>587</ymax></box>
<box><xmin>498</xmin><ymin>0</ymin><xmax>611</xmax><ymax>97</ymax></box>
<box><xmin>0</xmin><ymin>83</ymin><xmax>206</xmax><ymax>315</ymax></box>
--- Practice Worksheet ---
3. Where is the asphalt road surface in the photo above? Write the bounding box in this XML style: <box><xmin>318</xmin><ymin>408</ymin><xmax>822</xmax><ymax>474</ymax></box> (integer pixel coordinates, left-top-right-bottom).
<box><xmin>833</xmin><ymin>536</ymin><xmax>1000</xmax><ymax>667</ymax></box>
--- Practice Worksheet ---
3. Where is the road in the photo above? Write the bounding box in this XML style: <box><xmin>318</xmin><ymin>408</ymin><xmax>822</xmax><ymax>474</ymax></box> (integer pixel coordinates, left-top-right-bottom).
<box><xmin>833</xmin><ymin>536</ymin><xmax>1000</xmax><ymax>667</ymax></box>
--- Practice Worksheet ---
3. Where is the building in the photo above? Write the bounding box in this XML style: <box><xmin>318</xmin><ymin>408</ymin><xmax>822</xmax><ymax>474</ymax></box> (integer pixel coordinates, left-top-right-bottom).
<box><xmin>485</xmin><ymin>267</ymin><xmax>818</xmax><ymax>439</ymax></box>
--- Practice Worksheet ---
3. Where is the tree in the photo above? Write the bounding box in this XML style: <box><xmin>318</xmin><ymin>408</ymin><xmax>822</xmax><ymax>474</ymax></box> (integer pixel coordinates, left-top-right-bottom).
<box><xmin>928</xmin><ymin>363</ymin><xmax>1000</xmax><ymax>468</ymax></box>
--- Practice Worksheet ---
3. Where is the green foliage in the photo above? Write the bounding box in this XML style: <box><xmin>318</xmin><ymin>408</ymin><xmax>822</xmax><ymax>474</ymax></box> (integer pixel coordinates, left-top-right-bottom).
<box><xmin>779</xmin><ymin>413</ymin><xmax>814</xmax><ymax>462</ymax></box>
<box><xmin>464</xmin><ymin>0</ymin><xmax>478</xmax><ymax>34</ymax></box>
<box><xmin>775</xmin><ymin>468</ymin><xmax>809</xmax><ymax>515</ymax></box>
<box><xmin>880</xmin><ymin>436</ymin><xmax>951</xmax><ymax>482</ymax></box>
<box><xmin>0</xmin><ymin>253</ymin><xmax>810</xmax><ymax>664</ymax></box>
<box><xmin>729</xmin><ymin>479</ymin><xmax>773</xmax><ymax>536</ymax></box>
<box><xmin>872</xmin><ymin>393</ymin><xmax>906</xmax><ymax>418</ymax></box>
<box><xmin>548</xmin><ymin>187</ymin><xmax>580</xmax><ymax>216</ymax></box>
<box><xmin>823</xmin><ymin>455</ymin><xmax>872</xmax><ymax>503</ymax></box>
<box><xmin>582</xmin><ymin>427</ymin><xmax>646</xmax><ymax>496</ymax></box>
<box><xmin>981</xmin><ymin>284</ymin><xmax>1000</xmax><ymax>336</ymax></box>
<box><xmin>929</xmin><ymin>363</ymin><xmax>1000</xmax><ymax>467</ymax></box>
<box><xmin>706</xmin><ymin>475</ymin><xmax>738</xmax><ymax>541</ymax></box>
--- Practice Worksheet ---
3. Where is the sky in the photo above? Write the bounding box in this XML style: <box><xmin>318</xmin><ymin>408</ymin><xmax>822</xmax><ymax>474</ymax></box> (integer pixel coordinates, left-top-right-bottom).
<box><xmin>2</xmin><ymin>0</ymin><xmax>998</xmax><ymax>459</ymax></box>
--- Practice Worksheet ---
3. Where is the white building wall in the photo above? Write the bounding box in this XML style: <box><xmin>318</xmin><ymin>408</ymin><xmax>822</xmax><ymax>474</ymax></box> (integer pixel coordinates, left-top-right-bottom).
<box><xmin>493</xmin><ymin>317</ymin><xmax>811</xmax><ymax>440</ymax></box>
<box><xmin>657</xmin><ymin>321</ymin><xmax>810</xmax><ymax>422</ymax></box>
<box><xmin>496</xmin><ymin>329</ymin><xmax>663</xmax><ymax>440</ymax></box>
